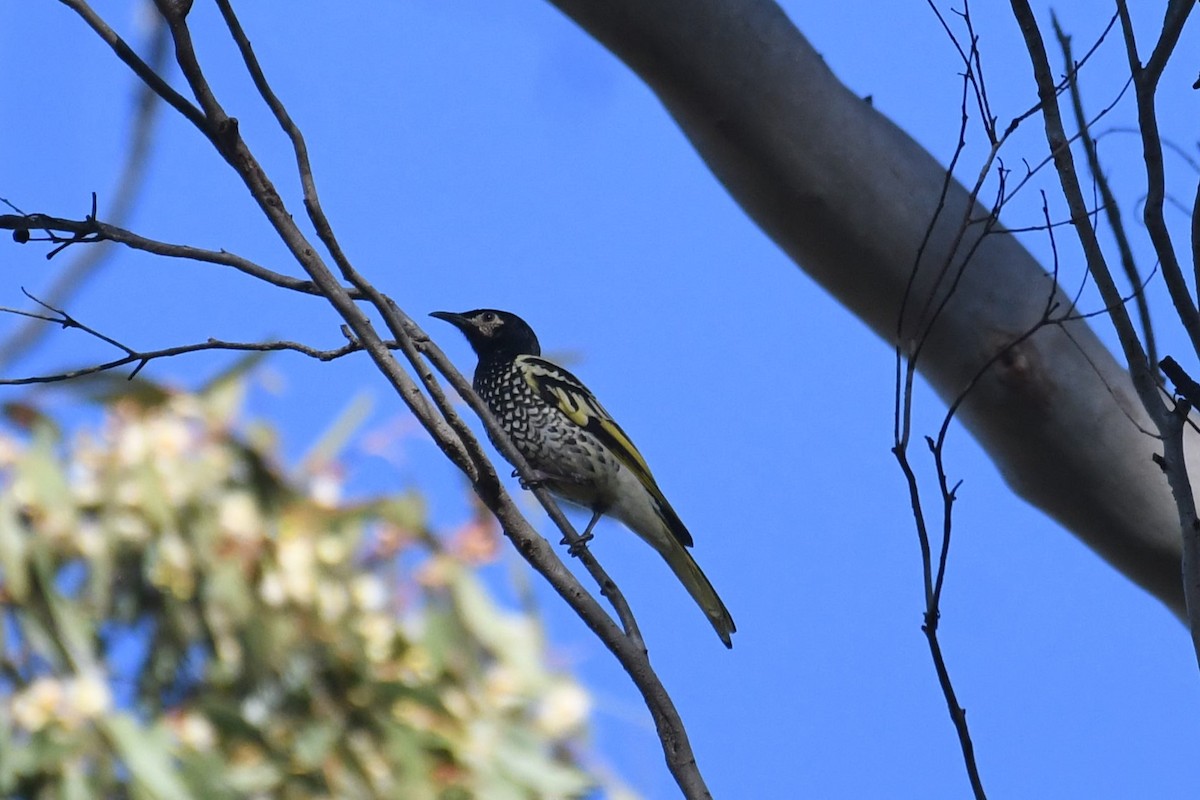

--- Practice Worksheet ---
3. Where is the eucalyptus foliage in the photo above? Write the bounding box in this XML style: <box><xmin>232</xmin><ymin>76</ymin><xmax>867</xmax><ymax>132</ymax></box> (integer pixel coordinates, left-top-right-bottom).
<box><xmin>0</xmin><ymin>372</ymin><xmax>622</xmax><ymax>799</ymax></box>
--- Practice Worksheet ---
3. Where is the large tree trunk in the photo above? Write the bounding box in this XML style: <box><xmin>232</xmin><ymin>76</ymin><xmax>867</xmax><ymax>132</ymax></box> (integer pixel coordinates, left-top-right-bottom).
<box><xmin>546</xmin><ymin>0</ymin><xmax>1190</xmax><ymax>614</ymax></box>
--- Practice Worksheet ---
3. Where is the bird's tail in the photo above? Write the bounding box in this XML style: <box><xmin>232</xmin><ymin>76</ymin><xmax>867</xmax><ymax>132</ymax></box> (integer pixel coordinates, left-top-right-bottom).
<box><xmin>660</xmin><ymin>541</ymin><xmax>737</xmax><ymax>648</ymax></box>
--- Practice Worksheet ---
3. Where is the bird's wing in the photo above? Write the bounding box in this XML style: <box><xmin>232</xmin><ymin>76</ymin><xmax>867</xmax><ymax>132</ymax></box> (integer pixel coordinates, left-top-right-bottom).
<box><xmin>514</xmin><ymin>355</ymin><xmax>693</xmax><ymax>548</ymax></box>
<box><xmin>516</xmin><ymin>356</ymin><xmax>733</xmax><ymax>647</ymax></box>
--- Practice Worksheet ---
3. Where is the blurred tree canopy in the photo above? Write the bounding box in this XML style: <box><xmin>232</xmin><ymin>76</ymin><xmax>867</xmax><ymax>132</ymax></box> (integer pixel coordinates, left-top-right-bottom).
<box><xmin>0</xmin><ymin>368</ymin><xmax>626</xmax><ymax>799</ymax></box>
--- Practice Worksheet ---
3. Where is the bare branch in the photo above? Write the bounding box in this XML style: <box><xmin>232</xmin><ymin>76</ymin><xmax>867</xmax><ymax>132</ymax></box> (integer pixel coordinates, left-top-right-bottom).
<box><xmin>890</xmin><ymin>431</ymin><xmax>987</xmax><ymax>799</ymax></box>
<box><xmin>0</xmin><ymin>297</ymin><xmax>385</xmax><ymax>385</ymax></box>
<box><xmin>1114</xmin><ymin>1</ymin><xmax>1200</xmax><ymax>348</ymax></box>
<box><xmin>1011</xmin><ymin>0</ymin><xmax>1200</xmax><ymax>672</ymax></box>
<box><xmin>1010</xmin><ymin>1</ymin><xmax>1156</xmax><ymax>402</ymax></box>
<box><xmin>1144</xmin><ymin>0</ymin><xmax>1194</xmax><ymax>85</ymax></box>
<box><xmin>0</xmin><ymin>17</ymin><xmax>169</xmax><ymax>370</ymax></box>
<box><xmin>998</xmin><ymin>74</ymin><xmax>1133</xmax><ymax>210</ymax></box>
<box><xmin>1161</xmin><ymin>358</ymin><xmax>1200</xmax><ymax>410</ymax></box>
<box><xmin>55</xmin><ymin>0</ymin><xmax>206</xmax><ymax>130</ymax></box>
<box><xmin>1055</xmin><ymin>18</ymin><xmax>1156</xmax><ymax>368</ymax></box>
<box><xmin>1193</xmin><ymin>179</ymin><xmax>1200</xmax><ymax>294</ymax></box>
<box><xmin>1093</xmin><ymin>126</ymin><xmax>1200</xmax><ymax>175</ymax></box>
<box><xmin>999</xmin><ymin>10</ymin><xmax>1120</xmax><ymax>141</ymax></box>
<box><xmin>0</xmin><ymin>209</ymin><xmax>352</xmax><ymax>299</ymax></box>
<box><xmin>897</xmin><ymin>7</ymin><xmax>1121</xmax><ymax>387</ymax></box>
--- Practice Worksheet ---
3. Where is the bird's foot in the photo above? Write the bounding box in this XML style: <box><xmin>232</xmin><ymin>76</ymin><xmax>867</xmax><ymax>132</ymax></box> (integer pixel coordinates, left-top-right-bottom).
<box><xmin>514</xmin><ymin>466</ymin><xmax>588</xmax><ymax>490</ymax></box>
<box><xmin>513</xmin><ymin>467</ymin><xmax>553</xmax><ymax>490</ymax></box>
<box><xmin>562</xmin><ymin>531</ymin><xmax>594</xmax><ymax>557</ymax></box>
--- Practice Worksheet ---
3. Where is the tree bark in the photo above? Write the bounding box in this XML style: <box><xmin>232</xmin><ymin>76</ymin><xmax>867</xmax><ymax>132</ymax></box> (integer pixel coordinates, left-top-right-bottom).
<box><xmin>545</xmin><ymin>0</ymin><xmax>1190</xmax><ymax>615</ymax></box>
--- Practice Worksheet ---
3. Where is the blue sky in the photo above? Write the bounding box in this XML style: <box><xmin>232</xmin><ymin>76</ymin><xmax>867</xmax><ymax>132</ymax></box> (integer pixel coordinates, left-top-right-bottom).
<box><xmin>3</xmin><ymin>2</ymin><xmax>1199</xmax><ymax>797</ymax></box>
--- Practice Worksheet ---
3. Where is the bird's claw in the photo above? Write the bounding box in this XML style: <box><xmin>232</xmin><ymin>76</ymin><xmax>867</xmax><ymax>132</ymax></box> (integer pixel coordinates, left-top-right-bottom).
<box><xmin>514</xmin><ymin>466</ymin><xmax>595</xmax><ymax>490</ymax></box>
<box><xmin>562</xmin><ymin>531</ymin><xmax>594</xmax><ymax>557</ymax></box>
<box><xmin>513</xmin><ymin>467</ymin><xmax>548</xmax><ymax>490</ymax></box>
<box><xmin>513</xmin><ymin>466</ymin><xmax>583</xmax><ymax>491</ymax></box>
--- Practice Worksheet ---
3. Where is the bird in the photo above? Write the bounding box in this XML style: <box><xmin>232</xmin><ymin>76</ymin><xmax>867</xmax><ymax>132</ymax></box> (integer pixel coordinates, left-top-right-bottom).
<box><xmin>431</xmin><ymin>308</ymin><xmax>735</xmax><ymax>648</ymax></box>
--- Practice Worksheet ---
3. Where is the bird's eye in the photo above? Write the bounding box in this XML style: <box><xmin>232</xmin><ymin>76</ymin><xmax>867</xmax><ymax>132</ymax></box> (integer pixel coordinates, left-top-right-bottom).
<box><xmin>481</xmin><ymin>312</ymin><xmax>496</xmax><ymax>323</ymax></box>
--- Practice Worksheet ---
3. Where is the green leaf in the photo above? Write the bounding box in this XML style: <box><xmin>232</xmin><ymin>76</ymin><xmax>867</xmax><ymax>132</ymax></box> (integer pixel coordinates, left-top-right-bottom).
<box><xmin>19</xmin><ymin>421</ymin><xmax>72</xmax><ymax>515</ymax></box>
<box><xmin>296</xmin><ymin>391</ymin><xmax>373</xmax><ymax>477</ymax></box>
<box><xmin>372</xmin><ymin>491</ymin><xmax>427</xmax><ymax>531</ymax></box>
<box><xmin>1</xmin><ymin>401</ymin><xmax>60</xmax><ymax>435</ymax></box>
<box><xmin>494</xmin><ymin>728</ymin><xmax>593</xmax><ymax>797</ymax></box>
<box><xmin>60</xmin><ymin>757</ymin><xmax>92</xmax><ymax>800</ymax></box>
<box><xmin>0</xmin><ymin>493</ymin><xmax>29</xmax><ymax>601</ymax></box>
<box><xmin>176</xmin><ymin>750</ymin><xmax>242</xmax><ymax>800</ymax></box>
<box><xmin>0</xmin><ymin>705</ymin><xmax>14</xmax><ymax>793</ymax></box>
<box><xmin>102</xmin><ymin>714</ymin><xmax>198</xmax><ymax>800</ymax></box>
<box><xmin>69</xmin><ymin>373</ymin><xmax>174</xmax><ymax>408</ymax></box>
<box><xmin>293</xmin><ymin>720</ymin><xmax>341</xmax><ymax>769</ymax></box>
<box><xmin>450</xmin><ymin>567</ymin><xmax>542</xmax><ymax>675</ymax></box>
<box><xmin>0</xmin><ymin>375</ymin><xmax>615</xmax><ymax>798</ymax></box>
<box><xmin>31</xmin><ymin>547</ymin><xmax>97</xmax><ymax>671</ymax></box>
<box><xmin>199</xmin><ymin>352</ymin><xmax>269</xmax><ymax>402</ymax></box>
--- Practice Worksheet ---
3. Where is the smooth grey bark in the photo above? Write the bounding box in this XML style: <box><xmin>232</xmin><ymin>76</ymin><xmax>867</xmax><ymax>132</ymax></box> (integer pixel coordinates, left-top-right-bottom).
<box><xmin>546</xmin><ymin>0</ymin><xmax>1190</xmax><ymax>614</ymax></box>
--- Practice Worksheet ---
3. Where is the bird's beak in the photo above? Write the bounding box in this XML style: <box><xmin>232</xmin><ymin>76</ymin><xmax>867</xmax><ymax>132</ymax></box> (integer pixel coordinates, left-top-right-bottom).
<box><xmin>430</xmin><ymin>310</ymin><xmax>470</xmax><ymax>331</ymax></box>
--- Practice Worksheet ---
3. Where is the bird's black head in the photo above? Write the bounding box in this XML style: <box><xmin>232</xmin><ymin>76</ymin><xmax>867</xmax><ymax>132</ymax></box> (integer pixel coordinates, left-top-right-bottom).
<box><xmin>430</xmin><ymin>309</ymin><xmax>542</xmax><ymax>362</ymax></box>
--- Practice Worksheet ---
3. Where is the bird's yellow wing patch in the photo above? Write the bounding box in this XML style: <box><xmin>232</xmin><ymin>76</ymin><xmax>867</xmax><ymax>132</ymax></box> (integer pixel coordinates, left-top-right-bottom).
<box><xmin>516</xmin><ymin>356</ymin><xmax>654</xmax><ymax>484</ymax></box>
<box><xmin>515</xmin><ymin>354</ymin><xmax>694</xmax><ymax>550</ymax></box>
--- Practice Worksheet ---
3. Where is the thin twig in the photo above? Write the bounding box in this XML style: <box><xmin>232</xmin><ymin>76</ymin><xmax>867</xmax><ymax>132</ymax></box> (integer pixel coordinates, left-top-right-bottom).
<box><xmin>1011</xmin><ymin>0</ymin><xmax>1200</xmax><ymax>673</ymax></box>
<box><xmin>54</xmin><ymin>0</ymin><xmax>206</xmax><ymax>130</ymax></box>
<box><xmin>1114</xmin><ymin>1</ymin><xmax>1200</xmax><ymax>352</ymax></box>
<box><xmin>1193</xmin><ymin>179</ymin><xmax>1200</xmax><ymax>296</ymax></box>
<box><xmin>999</xmin><ymin>11</ymin><xmax>1120</xmax><ymax>142</ymax></box>
<box><xmin>998</xmin><ymin>75</ymin><xmax>1133</xmax><ymax>210</ymax></box>
<box><xmin>0</xmin><ymin>17</ymin><xmax>169</xmax><ymax>370</ymax></box>
<box><xmin>890</xmin><ymin>438</ymin><xmax>987</xmax><ymax>799</ymax></box>
<box><xmin>0</xmin><ymin>211</ymin><xmax>355</xmax><ymax>299</ymax></box>
<box><xmin>1054</xmin><ymin>16</ymin><xmax>1156</xmax><ymax>370</ymax></box>
<box><xmin>1093</xmin><ymin>127</ymin><xmax>1200</xmax><ymax>174</ymax></box>
<box><xmin>0</xmin><ymin>297</ymin><xmax>386</xmax><ymax>385</ymax></box>
<box><xmin>899</xmin><ymin>7</ymin><xmax>1120</xmax><ymax>381</ymax></box>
